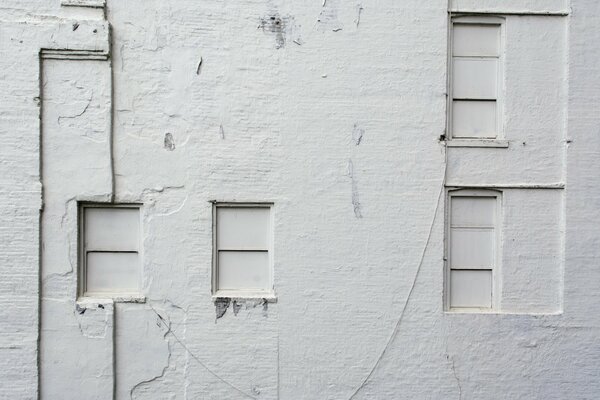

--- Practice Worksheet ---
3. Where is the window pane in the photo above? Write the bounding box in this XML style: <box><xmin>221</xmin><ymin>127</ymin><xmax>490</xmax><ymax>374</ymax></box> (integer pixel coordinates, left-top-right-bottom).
<box><xmin>450</xmin><ymin>270</ymin><xmax>492</xmax><ymax>308</ymax></box>
<box><xmin>453</xmin><ymin>58</ymin><xmax>497</xmax><ymax>99</ymax></box>
<box><xmin>453</xmin><ymin>24</ymin><xmax>500</xmax><ymax>57</ymax></box>
<box><xmin>450</xmin><ymin>228</ymin><xmax>495</xmax><ymax>268</ymax></box>
<box><xmin>451</xmin><ymin>196</ymin><xmax>496</xmax><ymax>227</ymax></box>
<box><xmin>217</xmin><ymin>251</ymin><xmax>270</xmax><ymax>291</ymax></box>
<box><xmin>86</xmin><ymin>252</ymin><xmax>139</xmax><ymax>293</ymax></box>
<box><xmin>217</xmin><ymin>207</ymin><xmax>270</xmax><ymax>249</ymax></box>
<box><xmin>452</xmin><ymin>100</ymin><xmax>497</xmax><ymax>138</ymax></box>
<box><xmin>85</xmin><ymin>207</ymin><xmax>140</xmax><ymax>251</ymax></box>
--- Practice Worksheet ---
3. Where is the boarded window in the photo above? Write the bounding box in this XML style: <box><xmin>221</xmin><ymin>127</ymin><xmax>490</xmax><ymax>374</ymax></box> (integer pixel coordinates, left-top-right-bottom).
<box><xmin>213</xmin><ymin>204</ymin><xmax>273</xmax><ymax>297</ymax></box>
<box><xmin>80</xmin><ymin>205</ymin><xmax>141</xmax><ymax>297</ymax></box>
<box><xmin>451</xmin><ymin>20</ymin><xmax>502</xmax><ymax>139</ymax></box>
<box><xmin>447</xmin><ymin>192</ymin><xmax>499</xmax><ymax>309</ymax></box>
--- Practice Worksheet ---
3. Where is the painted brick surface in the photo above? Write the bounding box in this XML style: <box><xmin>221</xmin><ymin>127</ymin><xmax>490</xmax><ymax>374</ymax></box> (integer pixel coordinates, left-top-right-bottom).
<box><xmin>1</xmin><ymin>0</ymin><xmax>599</xmax><ymax>399</ymax></box>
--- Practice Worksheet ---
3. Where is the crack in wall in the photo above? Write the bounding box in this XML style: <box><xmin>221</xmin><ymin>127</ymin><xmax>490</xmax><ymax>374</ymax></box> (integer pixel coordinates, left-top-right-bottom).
<box><xmin>57</xmin><ymin>90</ymin><xmax>93</xmax><ymax>125</ymax></box>
<box><xmin>148</xmin><ymin>304</ymin><xmax>259</xmax><ymax>400</ymax></box>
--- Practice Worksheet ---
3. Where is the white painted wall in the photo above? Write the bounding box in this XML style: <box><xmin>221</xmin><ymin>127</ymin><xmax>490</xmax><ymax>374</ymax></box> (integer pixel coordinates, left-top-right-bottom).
<box><xmin>1</xmin><ymin>0</ymin><xmax>599</xmax><ymax>399</ymax></box>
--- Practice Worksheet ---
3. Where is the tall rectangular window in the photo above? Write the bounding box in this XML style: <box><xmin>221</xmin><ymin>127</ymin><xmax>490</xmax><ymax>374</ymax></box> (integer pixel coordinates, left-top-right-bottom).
<box><xmin>450</xmin><ymin>18</ymin><xmax>502</xmax><ymax>139</ymax></box>
<box><xmin>213</xmin><ymin>203</ymin><xmax>273</xmax><ymax>298</ymax></box>
<box><xmin>447</xmin><ymin>191</ymin><xmax>499</xmax><ymax>310</ymax></box>
<box><xmin>79</xmin><ymin>204</ymin><xmax>141</xmax><ymax>298</ymax></box>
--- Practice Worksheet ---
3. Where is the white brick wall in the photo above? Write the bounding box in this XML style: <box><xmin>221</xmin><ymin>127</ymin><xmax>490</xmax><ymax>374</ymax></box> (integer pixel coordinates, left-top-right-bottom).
<box><xmin>1</xmin><ymin>0</ymin><xmax>599</xmax><ymax>399</ymax></box>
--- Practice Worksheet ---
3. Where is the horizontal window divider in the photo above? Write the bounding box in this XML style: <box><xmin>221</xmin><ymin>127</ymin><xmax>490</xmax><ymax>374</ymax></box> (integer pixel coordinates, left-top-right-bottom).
<box><xmin>450</xmin><ymin>225</ymin><xmax>495</xmax><ymax>230</ymax></box>
<box><xmin>453</xmin><ymin>55</ymin><xmax>500</xmax><ymax>59</ymax></box>
<box><xmin>217</xmin><ymin>248</ymin><xmax>269</xmax><ymax>252</ymax></box>
<box><xmin>86</xmin><ymin>250</ymin><xmax>139</xmax><ymax>254</ymax></box>
<box><xmin>452</xmin><ymin>97</ymin><xmax>497</xmax><ymax>102</ymax></box>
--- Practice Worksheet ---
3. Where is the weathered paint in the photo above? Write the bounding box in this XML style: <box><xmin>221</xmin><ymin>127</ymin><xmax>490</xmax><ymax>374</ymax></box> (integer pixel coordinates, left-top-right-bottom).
<box><xmin>0</xmin><ymin>0</ymin><xmax>599</xmax><ymax>399</ymax></box>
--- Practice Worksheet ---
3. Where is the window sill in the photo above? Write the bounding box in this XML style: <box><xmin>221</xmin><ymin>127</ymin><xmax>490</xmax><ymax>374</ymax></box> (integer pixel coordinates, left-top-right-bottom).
<box><xmin>445</xmin><ymin>309</ymin><xmax>563</xmax><ymax>315</ymax></box>
<box><xmin>78</xmin><ymin>294</ymin><xmax>146</xmax><ymax>304</ymax></box>
<box><xmin>446</xmin><ymin>139</ymin><xmax>509</xmax><ymax>148</ymax></box>
<box><xmin>212</xmin><ymin>291</ymin><xmax>277</xmax><ymax>303</ymax></box>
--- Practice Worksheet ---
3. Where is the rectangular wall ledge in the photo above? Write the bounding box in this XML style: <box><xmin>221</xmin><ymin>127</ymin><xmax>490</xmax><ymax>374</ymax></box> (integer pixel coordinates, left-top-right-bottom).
<box><xmin>449</xmin><ymin>0</ymin><xmax>569</xmax><ymax>16</ymax></box>
<box><xmin>41</xmin><ymin>49</ymin><xmax>109</xmax><ymax>60</ymax></box>
<box><xmin>446</xmin><ymin>183</ymin><xmax>565</xmax><ymax>189</ymax></box>
<box><xmin>446</xmin><ymin>139</ymin><xmax>509</xmax><ymax>148</ymax></box>
<box><xmin>61</xmin><ymin>0</ymin><xmax>106</xmax><ymax>8</ymax></box>
<box><xmin>212</xmin><ymin>292</ymin><xmax>278</xmax><ymax>303</ymax></box>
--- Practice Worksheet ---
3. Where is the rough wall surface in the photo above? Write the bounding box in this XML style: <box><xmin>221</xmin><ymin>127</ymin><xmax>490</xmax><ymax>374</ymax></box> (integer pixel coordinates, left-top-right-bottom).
<box><xmin>0</xmin><ymin>0</ymin><xmax>599</xmax><ymax>399</ymax></box>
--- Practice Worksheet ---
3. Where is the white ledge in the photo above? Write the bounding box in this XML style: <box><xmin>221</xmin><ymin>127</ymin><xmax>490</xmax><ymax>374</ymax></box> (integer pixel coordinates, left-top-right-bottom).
<box><xmin>445</xmin><ymin>183</ymin><xmax>565</xmax><ymax>189</ymax></box>
<box><xmin>78</xmin><ymin>294</ymin><xmax>146</xmax><ymax>304</ymax></box>
<box><xmin>61</xmin><ymin>0</ymin><xmax>106</xmax><ymax>8</ymax></box>
<box><xmin>212</xmin><ymin>291</ymin><xmax>277</xmax><ymax>303</ymax></box>
<box><xmin>449</xmin><ymin>9</ymin><xmax>569</xmax><ymax>16</ymax></box>
<box><xmin>40</xmin><ymin>49</ymin><xmax>109</xmax><ymax>60</ymax></box>
<box><xmin>446</xmin><ymin>139</ymin><xmax>509</xmax><ymax>148</ymax></box>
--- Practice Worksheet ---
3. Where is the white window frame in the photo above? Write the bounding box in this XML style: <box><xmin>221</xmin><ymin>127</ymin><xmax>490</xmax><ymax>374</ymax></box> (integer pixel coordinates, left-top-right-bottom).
<box><xmin>212</xmin><ymin>202</ymin><xmax>275</xmax><ymax>300</ymax></box>
<box><xmin>447</xmin><ymin>16</ymin><xmax>506</xmax><ymax>146</ymax></box>
<box><xmin>78</xmin><ymin>203</ymin><xmax>144</xmax><ymax>302</ymax></box>
<box><xmin>445</xmin><ymin>189</ymin><xmax>502</xmax><ymax>312</ymax></box>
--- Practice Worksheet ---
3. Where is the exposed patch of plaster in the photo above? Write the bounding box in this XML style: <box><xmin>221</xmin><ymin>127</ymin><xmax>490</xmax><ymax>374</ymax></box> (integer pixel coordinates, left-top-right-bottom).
<box><xmin>346</xmin><ymin>159</ymin><xmax>362</xmax><ymax>218</ymax></box>
<box><xmin>317</xmin><ymin>0</ymin><xmax>343</xmax><ymax>32</ymax></box>
<box><xmin>74</xmin><ymin>305</ymin><xmax>110</xmax><ymax>339</ymax></box>
<box><xmin>163</xmin><ymin>132</ymin><xmax>175</xmax><ymax>151</ymax></box>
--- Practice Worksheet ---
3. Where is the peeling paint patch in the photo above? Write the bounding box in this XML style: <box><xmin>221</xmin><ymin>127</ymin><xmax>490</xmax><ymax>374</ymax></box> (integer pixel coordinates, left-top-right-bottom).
<box><xmin>354</xmin><ymin>4</ymin><xmax>364</xmax><ymax>27</ymax></box>
<box><xmin>163</xmin><ymin>132</ymin><xmax>175</xmax><ymax>151</ymax></box>
<box><xmin>317</xmin><ymin>0</ymin><xmax>343</xmax><ymax>33</ymax></box>
<box><xmin>259</xmin><ymin>15</ymin><xmax>288</xmax><ymax>49</ymax></box>
<box><xmin>196</xmin><ymin>56</ymin><xmax>203</xmax><ymax>75</ymax></box>
<box><xmin>214</xmin><ymin>298</ymin><xmax>230</xmax><ymax>321</ymax></box>
<box><xmin>232</xmin><ymin>300</ymin><xmax>242</xmax><ymax>316</ymax></box>
<box><xmin>352</xmin><ymin>123</ymin><xmax>364</xmax><ymax>145</ymax></box>
<box><xmin>347</xmin><ymin>159</ymin><xmax>362</xmax><ymax>218</ymax></box>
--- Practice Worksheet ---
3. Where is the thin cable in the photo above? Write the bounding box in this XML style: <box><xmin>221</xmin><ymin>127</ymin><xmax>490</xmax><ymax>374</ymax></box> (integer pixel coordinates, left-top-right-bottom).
<box><xmin>347</xmin><ymin>171</ymin><xmax>446</xmax><ymax>399</ymax></box>
<box><xmin>148</xmin><ymin>304</ymin><xmax>258</xmax><ymax>400</ymax></box>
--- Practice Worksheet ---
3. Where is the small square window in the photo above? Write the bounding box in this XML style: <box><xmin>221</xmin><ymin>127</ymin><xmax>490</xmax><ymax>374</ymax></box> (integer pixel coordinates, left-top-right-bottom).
<box><xmin>79</xmin><ymin>204</ymin><xmax>142</xmax><ymax>299</ymax></box>
<box><xmin>213</xmin><ymin>203</ymin><xmax>273</xmax><ymax>298</ymax></box>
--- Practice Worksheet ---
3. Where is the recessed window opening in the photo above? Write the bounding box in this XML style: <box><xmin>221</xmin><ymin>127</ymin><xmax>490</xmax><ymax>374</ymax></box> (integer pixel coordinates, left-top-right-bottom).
<box><xmin>213</xmin><ymin>203</ymin><xmax>274</xmax><ymax>298</ymax></box>
<box><xmin>447</xmin><ymin>190</ymin><xmax>500</xmax><ymax>310</ymax></box>
<box><xmin>79</xmin><ymin>204</ymin><xmax>142</xmax><ymax>298</ymax></box>
<box><xmin>450</xmin><ymin>17</ymin><xmax>503</xmax><ymax>139</ymax></box>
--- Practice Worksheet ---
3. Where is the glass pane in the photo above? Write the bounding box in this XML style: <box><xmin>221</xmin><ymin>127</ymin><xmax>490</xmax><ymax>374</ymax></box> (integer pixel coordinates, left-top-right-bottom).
<box><xmin>218</xmin><ymin>251</ymin><xmax>270</xmax><ymax>291</ymax></box>
<box><xmin>451</xmin><ymin>228</ymin><xmax>495</xmax><ymax>268</ymax></box>
<box><xmin>217</xmin><ymin>207</ymin><xmax>270</xmax><ymax>249</ymax></box>
<box><xmin>86</xmin><ymin>252</ymin><xmax>139</xmax><ymax>293</ymax></box>
<box><xmin>451</xmin><ymin>196</ymin><xmax>496</xmax><ymax>227</ymax></box>
<box><xmin>450</xmin><ymin>270</ymin><xmax>492</xmax><ymax>308</ymax></box>
<box><xmin>452</xmin><ymin>100</ymin><xmax>497</xmax><ymax>138</ymax></box>
<box><xmin>453</xmin><ymin>24</ymin><xmax>500</xmax><ymax>57</ymax></box>
<box><xmin>453</xmin><ymin>58</ymin><xmax>498</xmax><ymax>99</ymax></box>
<box><xmin>85</xmin><ymin>207</ymin><xmax>140</xmax><ymax>251</ymax></box>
